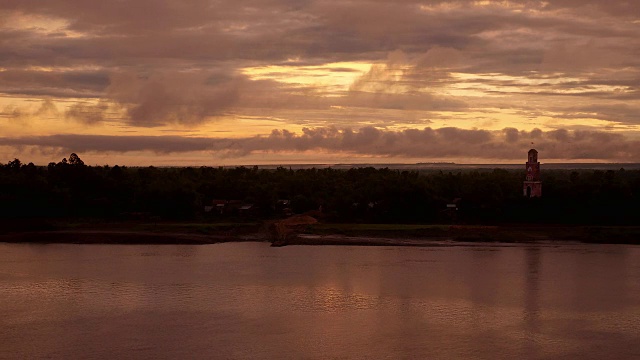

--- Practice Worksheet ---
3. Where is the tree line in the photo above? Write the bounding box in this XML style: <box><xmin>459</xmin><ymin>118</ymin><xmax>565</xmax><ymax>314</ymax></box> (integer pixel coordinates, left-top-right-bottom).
<box><xmin>1</xmin><ymin>154</ymin><xmax>638</xmax><ymax>225</ymax></box>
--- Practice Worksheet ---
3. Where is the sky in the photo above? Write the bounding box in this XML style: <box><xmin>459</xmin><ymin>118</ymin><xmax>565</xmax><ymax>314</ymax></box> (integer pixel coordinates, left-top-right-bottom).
<box><xmin>1</xmin><ymin>0</ymin><xmax>639</xmax><ymax>165</ymax></box>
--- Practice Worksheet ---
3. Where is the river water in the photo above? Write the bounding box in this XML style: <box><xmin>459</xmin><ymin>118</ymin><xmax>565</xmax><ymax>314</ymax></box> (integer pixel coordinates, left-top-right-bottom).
<box><xmin>1</xmin><ymin>242</ymin><xmax>639</xmax><ymax>359</ymax></box>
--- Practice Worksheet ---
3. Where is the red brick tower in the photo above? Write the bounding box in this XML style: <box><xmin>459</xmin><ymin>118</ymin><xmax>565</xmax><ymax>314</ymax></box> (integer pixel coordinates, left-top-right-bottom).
<box><xmin>523</xmin><ymin>149</ymin><xmax>542</xmax><ymax>197</ymax></box>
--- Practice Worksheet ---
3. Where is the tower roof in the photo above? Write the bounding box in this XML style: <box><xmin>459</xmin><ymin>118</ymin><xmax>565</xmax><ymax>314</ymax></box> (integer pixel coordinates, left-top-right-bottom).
<box><xmin>528</xmin><ymin>148</ymin><xmax>538</xmax><ymax>154</ymax></box>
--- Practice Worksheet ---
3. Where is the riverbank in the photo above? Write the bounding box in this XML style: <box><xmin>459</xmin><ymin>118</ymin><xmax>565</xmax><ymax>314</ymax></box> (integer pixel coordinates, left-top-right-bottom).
<box><xmin>0</xmin><ymin>230</ymin><xmax>265</xmax><ymax>245</ymax></box>
<box><xmin>1</xmin><ymin>220</ymin><xmax>639</xmax><ymax>246</ymax></box>
<box><xmin>301</xmin><ymin>223</ymin><xmax>640</xmax><ymax>245</ymax></box>
<box><xmin>0</xmin><ymin>220</ymin><xmax>265</xmax><ymax>245</ymax></box>
<box><xmin>278</xmin><ymin>224</ymin><xmax>640</xmax><ymax>246</ymax></box>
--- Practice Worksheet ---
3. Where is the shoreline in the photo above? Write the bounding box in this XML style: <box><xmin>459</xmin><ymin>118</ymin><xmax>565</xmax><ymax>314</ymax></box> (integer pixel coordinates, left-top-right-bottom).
<box><xmin>0</xmin><ymin>230</ymin><xmax>265</xmax><ymax>245</ymax></box>
<box><xmin>1</xmin><ymin>223</ymin><xmax>639</xmax><ymax>246</ymax></box>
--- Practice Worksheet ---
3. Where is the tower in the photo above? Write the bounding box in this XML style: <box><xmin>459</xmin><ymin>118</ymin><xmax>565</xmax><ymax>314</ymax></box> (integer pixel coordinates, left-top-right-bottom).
<box><xmin>523</xmin><ymin>149</ymin><xmax>542</xmax><ymax>197</ymax></box>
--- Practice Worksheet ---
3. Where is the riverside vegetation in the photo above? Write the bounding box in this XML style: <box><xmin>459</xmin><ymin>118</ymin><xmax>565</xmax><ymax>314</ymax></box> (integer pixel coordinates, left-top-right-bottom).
<box><xmin>1</xmin><ymin>154</ymin><xmax>639</xmax><ymax>244</ymax></box>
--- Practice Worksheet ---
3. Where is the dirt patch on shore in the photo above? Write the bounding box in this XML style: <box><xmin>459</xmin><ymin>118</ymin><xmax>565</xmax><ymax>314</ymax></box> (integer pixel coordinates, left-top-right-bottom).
<box><xmin>267</xmin><ymin>215</ymin><xmax>318</xmax><ymax>246</ymax></box>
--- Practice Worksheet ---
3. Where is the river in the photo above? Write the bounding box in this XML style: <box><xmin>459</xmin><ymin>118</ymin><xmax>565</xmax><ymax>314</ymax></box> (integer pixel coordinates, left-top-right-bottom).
<box><xmin>1</xmin><ymin>242</ymin><xmax>639</xmax><ymax>359</ymax></box>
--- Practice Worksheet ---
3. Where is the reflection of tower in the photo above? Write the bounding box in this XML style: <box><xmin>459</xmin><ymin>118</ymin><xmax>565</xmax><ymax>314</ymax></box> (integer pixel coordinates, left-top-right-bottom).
<box><xmin>523</xmin><ymin>149</ymin><xmax>542</xmax><ymax>197</ymax></box>
<box><xmin>523</xmin><ymin>247</ymin><xmax>541</xmax><ymax>357</ymax></box>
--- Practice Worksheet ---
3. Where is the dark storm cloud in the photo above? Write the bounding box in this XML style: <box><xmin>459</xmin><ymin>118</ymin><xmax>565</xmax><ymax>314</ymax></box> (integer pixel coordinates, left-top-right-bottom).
<box><xmin>2</xmin><ymin>127</ymin><xmax>638</xmax><ymax>161</ymax></box>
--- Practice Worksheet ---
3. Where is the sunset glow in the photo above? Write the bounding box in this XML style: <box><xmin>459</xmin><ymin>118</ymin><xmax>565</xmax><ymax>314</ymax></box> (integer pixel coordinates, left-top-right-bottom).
<box><xmin>1</xmin><ymin>1</ymin><xmax>639</xmax><ymax>165</ymax></box>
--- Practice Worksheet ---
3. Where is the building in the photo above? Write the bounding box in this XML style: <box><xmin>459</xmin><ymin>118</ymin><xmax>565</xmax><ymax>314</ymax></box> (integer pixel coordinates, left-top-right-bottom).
<box><xmin>523</xmin><ymin>149</ymin><xmax>542</xmax><ymax>197</ymax></box>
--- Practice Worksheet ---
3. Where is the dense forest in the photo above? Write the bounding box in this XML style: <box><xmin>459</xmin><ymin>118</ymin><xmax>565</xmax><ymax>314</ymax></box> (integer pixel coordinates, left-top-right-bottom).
<box><xmin>1</xmin><ymin>154</ymin><xmax>638</xmax><ymax>225</ymax></box>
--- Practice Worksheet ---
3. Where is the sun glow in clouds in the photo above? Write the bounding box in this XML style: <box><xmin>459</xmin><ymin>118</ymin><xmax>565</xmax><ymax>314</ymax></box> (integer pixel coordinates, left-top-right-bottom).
<box><xmin>242</xmin><ymin>62</ymin><xmax>372</xmax><ymax>94</ymax></box>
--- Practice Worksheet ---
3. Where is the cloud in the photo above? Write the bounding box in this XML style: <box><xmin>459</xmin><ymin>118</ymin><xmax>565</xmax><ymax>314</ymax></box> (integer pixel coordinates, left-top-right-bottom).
<box><xmin>540</xmin><ymin>41</ymin><xmax>631</xmax><ymax>73</ymax></box>
<box><xmin>0</xmin><ymin>104</ymin><xmax>27</xmax><ymax>121</ymax></box>
<box><xmin>345</xmin><ymin>49</ymin><xmax>467</xmax><ymax>112</ymax></box>
<box><xmin>65</xmin><ymin>101</ymin><xmax>108</xmax><ymax>124</ymax></box>
<box><xmin>2</xmin><ymin>127</ymin><xmax>638</xmax><ymax>161</ymax></box>
<box><xmin>1</xmin><ymin>99</ymin><xmax>59</xmax><ymax>122</ymax></box>
<box><xmin>104</xmin><ymin>71</ymin><xmax>244</xmax><ymax>126</ymax></box>
<box><xmin>3</xmin><ymin>1</ymin><xmax>637</xmax><ymax>70</ymax></box>
<box><xmin>0</xmin><ymin>134</ymin><xmax>215</xmax><ymax>154</ymax></box>
<box><xmin>1</xmin><ymin>0</ymin><xmax>639</xmax><ymax>138</ymax></box>
<box><xmin>0</xmin><ymin>69</ymin><xmax>109</xmax><ymax>98</ymax></box>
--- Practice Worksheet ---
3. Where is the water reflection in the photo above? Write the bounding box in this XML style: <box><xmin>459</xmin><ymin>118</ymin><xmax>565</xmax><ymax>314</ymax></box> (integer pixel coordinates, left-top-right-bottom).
<box><xmin>170</xmin><ymin>245</ymin><xmax>197</xmax><ymax>258</ymax></box>
<box><xmin>1</xmin><ymin>242</ymin><xmax>640</xmax><ymax>359</ymax></box>
<box><xmin>524</xmin><ymin>247</ymin><xmax>541</xmax><ymax>357</ymax></box>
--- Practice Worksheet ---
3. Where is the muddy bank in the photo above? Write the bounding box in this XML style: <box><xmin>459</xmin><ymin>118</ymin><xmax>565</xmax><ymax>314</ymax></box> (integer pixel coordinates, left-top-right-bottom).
<box><xmin>285</xmin><ymin>234</ymin><xmax>454</xmax><ymax>247</ymax></box>
<box><xmin>1</xmin><ymin>223</ymin><xmax>639</xmax><ymax>246</ymax></box>
<box><xmin>0</xmin><ymin>230</ymin><xmax>265</xmax><ymax>245</ymax></box>
<box><xmin>288</xmin><ymin>224</ymin><xmax>640</xmax><ymax>246</ymax></box>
